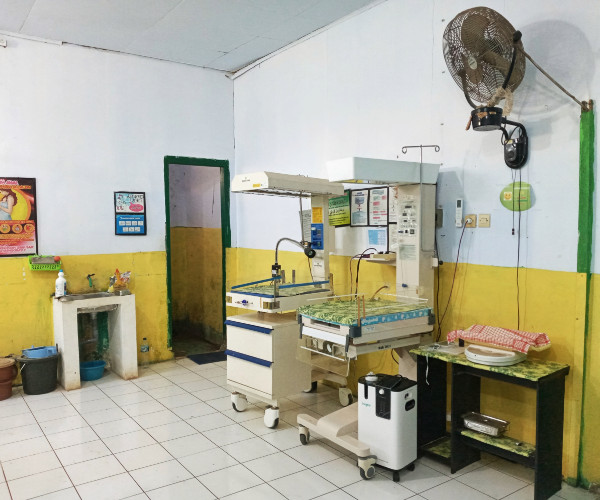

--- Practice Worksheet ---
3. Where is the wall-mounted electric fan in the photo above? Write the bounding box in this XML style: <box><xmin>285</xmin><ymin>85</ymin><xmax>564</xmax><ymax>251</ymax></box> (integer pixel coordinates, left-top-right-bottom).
<box><xmin>443</xmin><ymin>6</ymin><xmax>590</xmax><ymax>169</ymax></box>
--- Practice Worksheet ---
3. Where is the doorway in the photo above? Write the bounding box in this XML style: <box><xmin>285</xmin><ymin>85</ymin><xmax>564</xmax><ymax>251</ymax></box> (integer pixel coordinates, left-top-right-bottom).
<box><xmin>164</xmin><ymin>157</ymin><xmax>230</xmax><ymax>357</ymax></box>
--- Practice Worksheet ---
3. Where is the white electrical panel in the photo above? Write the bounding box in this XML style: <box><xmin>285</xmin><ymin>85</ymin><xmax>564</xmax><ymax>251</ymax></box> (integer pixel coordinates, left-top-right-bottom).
<box><xmin>391</xmin><ymin>184</ymin><xmax>436</xmax><ymax>304</ymax></box>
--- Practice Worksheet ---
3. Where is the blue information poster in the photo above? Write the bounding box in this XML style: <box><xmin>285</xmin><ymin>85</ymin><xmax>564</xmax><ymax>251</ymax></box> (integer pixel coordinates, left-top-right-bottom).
<box><xmin>114</xmin><ymin>192</ymin><xmax>146</xmax><ymax>236</ymax></box>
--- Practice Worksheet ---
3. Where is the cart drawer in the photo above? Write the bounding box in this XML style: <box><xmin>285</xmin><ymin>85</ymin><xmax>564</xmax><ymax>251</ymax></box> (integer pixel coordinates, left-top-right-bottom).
<box><xmin>226</xmin><ymin>323</ymin><xmax>273</xmax><ymax>362</ymax></box>
<box><xmin>226</xmin><ymin>352</ymin><xmax>273</xmax><ymax>395</ymax></box>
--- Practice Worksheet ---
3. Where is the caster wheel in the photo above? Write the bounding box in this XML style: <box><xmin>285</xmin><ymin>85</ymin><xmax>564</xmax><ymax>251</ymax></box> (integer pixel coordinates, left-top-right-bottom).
<box><xmin>359</xmin><ymin>466</ymin><xmax>375</xmax><ymax>480</ymax></box>
<box><xmin>303</xmin><ymin>381</ymin><xmax>318</xmax><ymax>393</ymax></box>
<box><xmin>339</xmin><ymin>387</ymin><xmax>353</xmax><ymax>407</ymax></box>
<box><xmin>357</xmin><ymin>456</ymin><xmax>377</xmax><ymax>480</ymax></box>
<box><xmin>406</xmin><ymin>462</ymin><xmax>415</xmax><ymax>471</ymax></box>
<box><xmin>264</xmin><ymin>406</ymin><xmax>279</xmax><ymax>428</ymax></box>
<box><xmin>299</xmin><ymin>426</ymin><xmax>310</xmax><ymax>445</ymax></box>
<box><xmin>231</xmin><ymin>393</ymin><xmax>248</xmax><ymax>412</ymax></box>
<box><xmin>393</xmin><ymin>470</ymin><xmax>400</xmax><ymax>482</ymax></box>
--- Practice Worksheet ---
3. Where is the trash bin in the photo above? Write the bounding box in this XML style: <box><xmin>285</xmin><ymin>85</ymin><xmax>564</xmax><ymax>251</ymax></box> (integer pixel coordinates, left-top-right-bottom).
<box><xmin>17</xmin><ymin>354</ymin><xmax>59</xmax><ymax>395</ymax></box>
<box><xmin>0</xmin><ymin>358</ymin><xmax>17</xmax><ymax>401</ymax></box>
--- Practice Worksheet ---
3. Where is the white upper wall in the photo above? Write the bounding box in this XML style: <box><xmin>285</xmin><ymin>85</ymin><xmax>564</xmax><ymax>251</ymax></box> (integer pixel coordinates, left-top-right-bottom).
<box><xmin>0</xmin><ymin>35</ymin><xmax>234</xmax><ymax>256</ymax></box>
<box><xmin>233</xmin><ymin>0</ymin><xmax>598</xmax><ymax>273</ymax></box>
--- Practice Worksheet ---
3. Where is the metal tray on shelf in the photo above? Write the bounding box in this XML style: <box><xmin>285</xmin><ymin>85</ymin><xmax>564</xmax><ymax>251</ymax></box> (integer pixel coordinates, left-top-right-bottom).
<box><xmin>462</xmin><ymin>411</ymin><xmax>509</xmax><ymax>437</ymax></box>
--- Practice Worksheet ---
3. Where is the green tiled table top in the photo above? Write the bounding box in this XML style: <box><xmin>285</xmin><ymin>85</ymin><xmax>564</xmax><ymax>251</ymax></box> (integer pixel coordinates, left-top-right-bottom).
<box><xmin>410</xmin><ymin>346</ymin><xmax>569</xmax><ymax>381</ymax></box>
<box><xmin>299</xmin><ymin>299</ymin><xmax>429</xmax><ymax>327</ymax></box>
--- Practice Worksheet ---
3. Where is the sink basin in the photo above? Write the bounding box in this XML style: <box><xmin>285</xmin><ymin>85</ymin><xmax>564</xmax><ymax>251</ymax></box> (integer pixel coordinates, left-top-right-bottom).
<box><xmin>58</xmin><ymin>292</ymin><xmax>112</xmax><ymax>301</ymax></box>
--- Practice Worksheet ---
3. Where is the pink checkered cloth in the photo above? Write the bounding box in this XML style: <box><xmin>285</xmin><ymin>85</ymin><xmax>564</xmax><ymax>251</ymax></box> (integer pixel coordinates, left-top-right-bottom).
<box><xmin>446</xmin><ymin>325</ymin><xmax>551</xmax><ymax>354</ymax></box>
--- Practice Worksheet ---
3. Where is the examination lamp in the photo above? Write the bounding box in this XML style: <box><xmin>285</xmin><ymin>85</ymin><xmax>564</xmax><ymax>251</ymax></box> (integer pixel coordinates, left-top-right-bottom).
<box><xmin>272</xmin><ymin>237</ymin><xmax>316</xmax><ymax>278</ymax></box>
<box><xmin>469</xmin><ymin>106</ymin><xmax>528</xmax><ymax>169</ymax></box>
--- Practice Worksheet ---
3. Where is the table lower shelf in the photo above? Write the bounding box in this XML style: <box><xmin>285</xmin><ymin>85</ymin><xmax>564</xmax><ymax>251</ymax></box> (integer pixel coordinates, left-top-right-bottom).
<box><xmin>421</xmin><ymin>431</ymin><xmax>536</xmax><ymax>470</ymax></box>
<box><xmin>421</xmin><ymin>436</ymin><xmax>451</xmax><ymax>462</ymax></box>
<box><xmin>458</xmin><ymin>429</ymin><xmax>536</xmax><ymax>467</ymax></box>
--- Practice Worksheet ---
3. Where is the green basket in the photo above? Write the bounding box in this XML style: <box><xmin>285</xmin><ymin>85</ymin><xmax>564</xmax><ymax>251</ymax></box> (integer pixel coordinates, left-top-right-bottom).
<box><xmin>28</xmin><ymin>255</ymin><xmax>62</xmax><ymax>271</ymax></box>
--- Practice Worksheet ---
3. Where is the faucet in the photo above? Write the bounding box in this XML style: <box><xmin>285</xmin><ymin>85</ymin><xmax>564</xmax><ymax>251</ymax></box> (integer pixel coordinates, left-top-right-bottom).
<box><xmin>86</xmin><ymin>274</ymin><xmax>95</xmax><ymax>288</ymax></box>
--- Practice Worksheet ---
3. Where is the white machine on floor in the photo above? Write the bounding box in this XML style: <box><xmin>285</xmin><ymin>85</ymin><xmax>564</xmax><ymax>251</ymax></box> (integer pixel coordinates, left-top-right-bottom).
<box><xmin>225</xmin><ymin>172</ymin><xmax>345</xmax><ymax>428</ymax></box>
<box><xmin>298</xmin><ymin>372</ymin><xmax>417</xmax><ymax>480</ymax></box>
<box><xmin>297</xmin><ymin>156</ymin><xmax>439</xmax><ymax>479</ymax></box>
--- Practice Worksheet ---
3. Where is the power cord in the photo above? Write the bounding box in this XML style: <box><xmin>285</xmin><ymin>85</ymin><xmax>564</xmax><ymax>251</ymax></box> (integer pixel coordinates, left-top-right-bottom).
<box><xmin>437</xmin><ymin>220</ymin><xmax>469</xmax><ymax>340</ymax></box>
<box><xmin>349</xmin><ymin>247</ymin><xmax>377</xmax><ymax>296</ymax></box>
<box><xmin>516</xmin><ymin>168</ymin><xmax>522</xmax><ymax>329</ymax></box>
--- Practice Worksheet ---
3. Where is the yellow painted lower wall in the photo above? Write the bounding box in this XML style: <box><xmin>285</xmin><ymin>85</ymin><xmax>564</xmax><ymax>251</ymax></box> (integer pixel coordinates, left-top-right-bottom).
<box><xmin>581</xmin><ymin>275</ymin><xmax>600</xmax><ymax>485</ymax></box>
<box><xmin>1</xmin><ymin>245</ymin><xmax>597</xmax><ymax>485</ymax></box>
<box><xmin>0</xmin><ymin>252</ymin><xmax>172</xmax><ymax>366</ymax></box>
<box><xmin>225</xmin><ymin>247</ymin><xmax>598</xmax><ymax>485</ymax></box>
<box><xmin>170</xmin><ymin>227</ymin><xmax>223</xmax><ymax>344</ymax></box>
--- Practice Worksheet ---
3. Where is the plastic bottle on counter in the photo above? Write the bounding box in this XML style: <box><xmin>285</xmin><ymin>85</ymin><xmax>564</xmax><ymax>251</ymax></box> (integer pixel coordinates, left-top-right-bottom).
<box><xmin>55</xmin><ymin>270</ymin><xmax>67</xmax><ymax>297</ymax></box>
<box><xmin>140</xmin><ymin>338</ymin><xmax>150</xmax><ymax>368</ymax></box>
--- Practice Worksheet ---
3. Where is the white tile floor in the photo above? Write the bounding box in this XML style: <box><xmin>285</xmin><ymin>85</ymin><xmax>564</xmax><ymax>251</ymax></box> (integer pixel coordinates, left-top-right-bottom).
<box><xmin>0</xmin><ymin>358</ymin><xmax>597</xmax><ymax>500</ymax></box>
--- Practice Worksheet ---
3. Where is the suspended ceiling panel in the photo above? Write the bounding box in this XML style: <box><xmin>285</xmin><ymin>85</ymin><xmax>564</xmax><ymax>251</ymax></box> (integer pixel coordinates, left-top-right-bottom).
<box><xmin>0</xmin><ymin>0</ymin><xmax>380</xmax><ymax>72</ymax></box>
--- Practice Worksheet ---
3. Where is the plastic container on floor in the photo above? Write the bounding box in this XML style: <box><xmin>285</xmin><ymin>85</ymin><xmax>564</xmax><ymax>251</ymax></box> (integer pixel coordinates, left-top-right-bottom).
<box><xmin>0</xmin><ymin>358</ymin><xmax>17</xmax><ymax>401</ymax></box>
<box><xmin>21</xmin><ymin>345</ymin><xmax>57</xmax><ymax>359</ymax></box>
<box><xmin>17</xmin><ymin>354</ymin><xmax>59</xmax><ymax>395</ymax></box>
<box><xmin>80</xmin><ymin>360</ymin><xmax>106</xmax><ymax>381</ymax></box>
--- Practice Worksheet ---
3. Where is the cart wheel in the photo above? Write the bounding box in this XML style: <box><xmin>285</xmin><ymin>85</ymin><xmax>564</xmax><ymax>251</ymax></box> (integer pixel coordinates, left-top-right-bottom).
<box><xmin>358</xmin><ymin>456</ymin><xmax>377</xmax><ymax>480</ymax></box>
<box><xmin>405</xmin><ymin>462</ymin><xmax>415</xmax><ymax>471</ymax></box>
<box><xmin>299</xmin><ymin>426</ymin><xmax>310</xmax><ymax>445</ymax></box>
<box><xmin>231</xmin><ymin>393</ymin><xmax>248</xmax><ymax>412</ymax></box>
<box><xmin>359</xmin><ymin>466</ymin><xmax>375</xmax><ymax>480</ymax></box>
<box><xmin>339</xmin><ymin>387</ymin><xmax>353</xmax><ymax>407</ymax></box>
<box><xmin>303</xmin><ymin>381</ymin><xmax>318</xmax><ymax>393</ymax></box>
<box><xmin>264</xmin><ymin>406</ymin><xmax>280</xmax><ymax>428</ymax></box>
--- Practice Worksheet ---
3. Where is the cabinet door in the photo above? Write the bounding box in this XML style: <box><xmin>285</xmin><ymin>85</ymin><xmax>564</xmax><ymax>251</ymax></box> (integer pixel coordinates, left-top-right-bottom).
<box><xmin>227</xmin><ymin>355</ymin><xmax>273</xmax><ymax>395</ymax></box>
<box><xmin>227</xmin><ymin>324</ymin><xmax>273</xmax><ymax>361</ymax></box>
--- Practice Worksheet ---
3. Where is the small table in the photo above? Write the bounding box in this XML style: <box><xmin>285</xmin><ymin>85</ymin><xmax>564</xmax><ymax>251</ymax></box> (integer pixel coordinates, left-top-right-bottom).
<box><xmin>411</xmin><ymin>346</ymin><xmax>569</xmax><ymax>500</ymax></box>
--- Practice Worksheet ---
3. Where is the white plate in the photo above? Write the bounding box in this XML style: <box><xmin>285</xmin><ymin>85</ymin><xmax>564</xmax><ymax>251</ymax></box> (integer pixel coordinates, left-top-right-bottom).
<box><xmin>465</xmin><ymin>345</ymin><xmax>526</xmax><ymax>366</ymax></box>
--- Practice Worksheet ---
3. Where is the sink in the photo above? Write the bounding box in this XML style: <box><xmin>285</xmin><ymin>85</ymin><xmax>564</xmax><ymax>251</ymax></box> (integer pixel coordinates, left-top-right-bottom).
<box><xmin>58</xmin><ymin>292</ymin><xmax>112</xmax><ymax>301</ymax></box>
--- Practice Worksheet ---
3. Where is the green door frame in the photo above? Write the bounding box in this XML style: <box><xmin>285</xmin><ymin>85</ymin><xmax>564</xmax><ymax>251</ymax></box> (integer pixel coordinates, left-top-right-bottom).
<box><xmin>163</xmin><ymin>156</ymin><xmax>231</xmax><ymax>350</ymax></box>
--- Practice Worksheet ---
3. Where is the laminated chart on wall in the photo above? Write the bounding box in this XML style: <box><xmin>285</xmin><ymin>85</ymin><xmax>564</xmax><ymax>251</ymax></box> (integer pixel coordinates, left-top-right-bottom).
<box><xmin>114</xmin><ymin>191</ymin><xmax>147</xmax><ymax>235</ymax></box>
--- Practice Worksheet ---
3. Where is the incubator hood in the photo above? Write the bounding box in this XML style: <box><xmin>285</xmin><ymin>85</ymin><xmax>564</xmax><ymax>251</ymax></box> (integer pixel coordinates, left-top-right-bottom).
<box><xmin>327</xmin><ymin>157</ymin><xmax>439</xmax><ymax>185</ymax></box>
<box><xmin>231</xmin><ymin>171</ymin><xmax>345</xmax><ymax>197</ymax></box>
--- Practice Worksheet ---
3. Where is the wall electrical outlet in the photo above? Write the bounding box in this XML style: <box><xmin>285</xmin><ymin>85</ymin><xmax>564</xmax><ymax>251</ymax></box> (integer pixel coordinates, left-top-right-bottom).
<box><xmin>464</xmin><ymin>214</ymin><xmax>476</xmax><ymax>228</ymax></box>
<box><xmin>478</xmin><ymin>214</ymin><xmax>491</xmax><ymax>228</ymax></box>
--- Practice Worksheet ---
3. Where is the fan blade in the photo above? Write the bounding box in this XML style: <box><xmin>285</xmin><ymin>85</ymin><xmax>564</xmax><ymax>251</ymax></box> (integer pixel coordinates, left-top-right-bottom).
<box><xmin>460</xmin><ymin>13</ymin><xmax>491</xmax><ymax>54</ymax></box>
<box><xmin>480</xmin><ymin>51</ymin><xmax>511</xmax><ymax>76</ymax></box>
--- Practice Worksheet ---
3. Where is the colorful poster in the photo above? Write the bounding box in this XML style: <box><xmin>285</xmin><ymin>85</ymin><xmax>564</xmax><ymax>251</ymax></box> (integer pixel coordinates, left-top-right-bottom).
<box><xmin>368</xmin><ymin>187</ymin><xmax>388</xmax><ymax>226</ymax></box>
<box><xmin>0</xmin><ymin>177</ymin><xmax>37</xmax><ymax>257</ymax></box>
<box><xmin>350</xmin><ymin>189</ymin><xmax>369</xmax><ymax>227</ymax></box>
<box><xmin>115</xmin><ymin>192</ymin><xmax>147</xmax><ymax>235</ymax></box>
<box><xmin>328</xmin><ymin>192</ymin><xmax>350</xmax><ymax>226</ymax></box>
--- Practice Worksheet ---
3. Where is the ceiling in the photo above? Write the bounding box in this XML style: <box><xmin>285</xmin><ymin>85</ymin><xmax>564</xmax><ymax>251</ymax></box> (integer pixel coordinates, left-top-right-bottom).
<box><xmin>0</xmin><ymin>0</ymin><xmax>380</xmax><ymax>72</ymax></box>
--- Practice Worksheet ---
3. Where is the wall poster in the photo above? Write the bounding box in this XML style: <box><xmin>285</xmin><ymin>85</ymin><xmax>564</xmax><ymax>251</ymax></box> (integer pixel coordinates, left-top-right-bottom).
<box><xmin>114</xmin><ymin>191</ymin><xmax>147</xmax><ymax>235</ymax></box>
<box><xmin>368</xmin><ymin>187</ymin><xmax>389</xmax><ymax>226</ymax></box>
<box><xmin>328</xmin><ymin>191</ymin><xmax>351</xmax><ymax>227</ymax></box>
<box><xmin>0</xmin><ymin>177</ymin><xmax>37</xmax><ymax>257</ymax></box>
<box><xmin>350</xmin><ymin>189</ymin><xmax>369</xmax><ymax>227</ymax></box>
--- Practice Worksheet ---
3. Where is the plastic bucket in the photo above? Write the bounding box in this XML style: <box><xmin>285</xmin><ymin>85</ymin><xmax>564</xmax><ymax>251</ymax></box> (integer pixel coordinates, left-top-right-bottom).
<box><xmin>18</xmin><ymin>354</ymin><xmax>58</xmax><ymax>395</ymax></box>
<box><xmin>22</xmin><ymin>346</ymin><xmax>57</xmax><ymax>359</ymax></box>
<box><xmin>80</xmin><ymin>360</ymin><xmax>106</xmax><ymax>381</ymax></box>
<box><xmin>0</xmin><ymin>379</ymin><xmax>13</xmax><ymax>401</ymax></box>
<box><xmin>0</xmin><ymin>358</ymin><xmax>17</xmax><ymax>401</ymax></box>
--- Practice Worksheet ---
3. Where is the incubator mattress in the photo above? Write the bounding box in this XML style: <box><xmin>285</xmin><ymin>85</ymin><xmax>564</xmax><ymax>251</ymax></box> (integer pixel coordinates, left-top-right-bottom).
<box><xmin>298</xmin><ymin>299</ymin><xmax>431</xmax><ymax>327</ymax></box>
<box><xmin>230</xmin><ymin>284</ymin><xmax>330</xmax><ymax>298</ymax></box>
